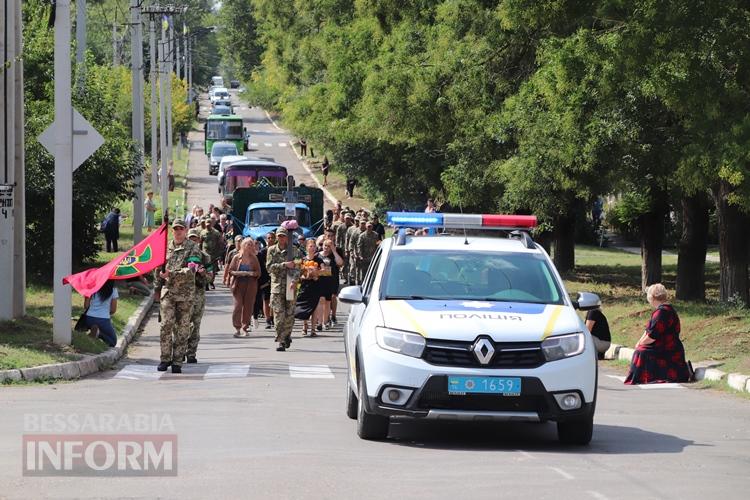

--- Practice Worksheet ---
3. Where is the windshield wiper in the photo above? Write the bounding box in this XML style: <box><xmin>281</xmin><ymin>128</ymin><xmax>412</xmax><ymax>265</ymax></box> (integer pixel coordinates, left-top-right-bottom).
<box><xmin>384</xmin><ymin>295</ymin><xmax>439</xmax><ymax>300</ymax></box>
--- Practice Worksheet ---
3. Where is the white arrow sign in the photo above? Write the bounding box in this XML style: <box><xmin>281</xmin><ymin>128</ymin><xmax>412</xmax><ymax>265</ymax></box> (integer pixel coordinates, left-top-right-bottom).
<box><xmin>38</xmin><ymin>108</ymin><xmax>105</xmax><ymax>171</ymax></box>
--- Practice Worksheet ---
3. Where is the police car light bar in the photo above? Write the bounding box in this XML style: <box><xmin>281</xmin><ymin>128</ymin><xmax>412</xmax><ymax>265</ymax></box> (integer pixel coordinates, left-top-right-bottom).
<box><xmin>386</xmin><ymin>212</ymin><xmax>537</xmax><ymax>230</ymax></box>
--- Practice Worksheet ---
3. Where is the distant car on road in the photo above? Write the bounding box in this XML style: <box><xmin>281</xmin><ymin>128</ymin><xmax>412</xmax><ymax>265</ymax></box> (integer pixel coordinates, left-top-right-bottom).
<box><xmin>210</xmin><ymin>87</ymin><xmax>229</xmax><ymax>104</ymax></box>
<box><xmin>212</xmin><ymin>105</ymin><xmax>232</xmax><ymax>116</ymax></box>
<box><xmin>230</xmin><ymin>80</ymin><xmax>240</xmax><ymax>89</ymax></box>
<box><xmin>209</xmin><ymin>141</ymin><xmax>239</xmax><ymax>176</ymax></box>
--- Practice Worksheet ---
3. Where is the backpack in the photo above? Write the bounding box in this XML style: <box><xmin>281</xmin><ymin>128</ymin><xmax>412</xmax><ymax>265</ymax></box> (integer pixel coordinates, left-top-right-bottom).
<box><xmin>100</xmin><ymin>218</ymin><xmax>109</xmax><ymax>233</ymax></box>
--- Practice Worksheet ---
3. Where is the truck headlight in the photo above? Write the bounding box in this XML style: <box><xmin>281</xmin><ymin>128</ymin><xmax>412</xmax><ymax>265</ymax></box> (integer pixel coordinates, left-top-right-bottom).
<box><xmin>375</xmin><ymin>327</ymin><xmax>425</xmax><ymax>358</ymax></box>
<box><xmin>541</xmin><ymin>333</ymin><xmax>585</xmax><ymax>361</ymax></box>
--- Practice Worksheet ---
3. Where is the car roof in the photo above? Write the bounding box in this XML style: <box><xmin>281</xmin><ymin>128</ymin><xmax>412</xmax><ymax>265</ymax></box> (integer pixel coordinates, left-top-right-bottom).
<box><xmin>387</xmin><ymin>234</ymin><xmax>543</xmax><ymax>254</ymax></box>
<box><xmin>219</xmin><ymin>155</ymin><xmax>247</xmax><ymax>166</ymax></box>
<box><xmin>229</xmin><ymin>159</ymin><xmax>285</xmax><ymax>168</ymax></box>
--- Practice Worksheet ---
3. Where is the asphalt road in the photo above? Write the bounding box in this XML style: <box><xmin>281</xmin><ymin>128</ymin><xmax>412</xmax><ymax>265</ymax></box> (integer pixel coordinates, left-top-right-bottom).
<box><xmin>1</xmin><ymin>93</ymin><xmax>748</xmax><ymax>500</ymax></box>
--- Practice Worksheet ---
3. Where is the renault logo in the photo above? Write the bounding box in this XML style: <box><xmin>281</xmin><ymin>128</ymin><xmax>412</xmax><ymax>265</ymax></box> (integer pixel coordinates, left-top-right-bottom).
<box><xmin>472</xmin><ymin>338</ymin><xmax>495</xmax><ymax>365</ymax></box>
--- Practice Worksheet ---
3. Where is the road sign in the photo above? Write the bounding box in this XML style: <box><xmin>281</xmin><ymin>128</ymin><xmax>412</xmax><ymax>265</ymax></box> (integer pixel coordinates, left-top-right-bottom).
<box><xmin>38</xmin><ymin>108</ymin><xmax>105</xmax><ymax>171</ymax></box>
<box><xmin>285</xmin><ymin>203</ymin><xmax>296</xmax><ymax>217</ymax></box>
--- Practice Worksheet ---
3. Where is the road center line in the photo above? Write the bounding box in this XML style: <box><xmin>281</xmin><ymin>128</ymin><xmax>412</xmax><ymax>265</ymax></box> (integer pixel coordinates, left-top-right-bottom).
<box><xmin>587</xmin><ymin>491</ymin><xmax>610</xmax><ymax>500</ymax></box>
<box><xmin>548</xmin><ymin>467</ymin><xmax>575</xmax><ymax>480</ymax></box>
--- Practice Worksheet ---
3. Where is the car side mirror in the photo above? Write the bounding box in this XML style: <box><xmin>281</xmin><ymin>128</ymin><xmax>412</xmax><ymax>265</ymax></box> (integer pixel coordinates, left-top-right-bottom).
<box><xmin>573</xmin><ymin>292</ymin><xmax>601</xmax><ymax>311</ymax></box>
<box><xmin>338</xmin><ymin>285</ymin><xmax>363</xmax><ymax>304</ymax></box>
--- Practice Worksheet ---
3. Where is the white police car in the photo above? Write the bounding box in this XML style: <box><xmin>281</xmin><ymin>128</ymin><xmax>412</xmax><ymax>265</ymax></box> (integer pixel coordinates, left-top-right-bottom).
<box><xmin>339</xmin><ymin>212</ymin><xmax>601</xmax><ymax>444</ymax></box>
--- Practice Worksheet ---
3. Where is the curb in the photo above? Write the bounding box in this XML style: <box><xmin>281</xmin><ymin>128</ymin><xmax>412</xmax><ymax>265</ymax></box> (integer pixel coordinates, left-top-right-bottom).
<box><xmin>0</xmin><ymin>295</ymin><xmax>154</xmax><ymax>384</ymax></box>
<box><xmin>262</xmin><ymin>110</ymin><xmax>338</xmax><ymax>206</ymax></box>
<box><xmin>606</xmin><ymin>342</ymin><xmax>750</xmax><ymax>394</ymax></box>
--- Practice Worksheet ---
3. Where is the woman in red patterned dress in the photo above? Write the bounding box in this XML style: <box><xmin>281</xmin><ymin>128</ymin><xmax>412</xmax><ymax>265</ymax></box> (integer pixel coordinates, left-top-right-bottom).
<box><xmin>625</xmin><ymin>283</ymin><xmax>691</xmax><ymax>384</ymax></box>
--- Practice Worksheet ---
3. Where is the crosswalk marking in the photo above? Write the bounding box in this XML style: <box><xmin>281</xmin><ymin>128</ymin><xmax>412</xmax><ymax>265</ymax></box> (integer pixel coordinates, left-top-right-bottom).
<box><xmin>263</xmin><ymin>142</ymin><xmax>272</xmax><ymax>147</ymax></box>
<box><xmin>205</xmin><ymin>364</ymin><xmax>251</xmax><ymax>379</ymax></box>
<box><xmin>289</xmin><ymin>365</ymin><xmax>335</xmax><ymax>379</ymax></box>
<box><xmin>250</xmin><ymin>142</ymin><xmax>258</xmax><ymax>147</ymax></box>
<box><xmin>114</xmin><ymin>365</ymin><xmax>164</xmax><ymax>380</ymax></box>
<box><xmin>113</xmin><ymin>363</ymin><xmax>336</xmax><ymax>381</ymax></box>
<box><xmin>278</xmin><ymin>142</ymin><xmax>287</xmax><ymax>147</ymax></box>
<box><xmin>605</xmin><ymin>374</ymin><xmax>685</xmax><ymax>389</ymax></box>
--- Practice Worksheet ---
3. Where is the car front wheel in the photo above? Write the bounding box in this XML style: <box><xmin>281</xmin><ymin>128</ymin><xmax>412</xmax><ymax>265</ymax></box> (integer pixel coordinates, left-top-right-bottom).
<box><xmin>557</xmin><ymin>405</ymin><xmax>594</xmax><ymax>445</ymax></box>
<box><xmin>356</xmin><ymin>372</ymin><xmax>389</xmax><ymax>440</ymax></box>
<box><xmin>346</xmin><ymin>378</ymin><xmax>358</xmax><ymax>420</ymax></box>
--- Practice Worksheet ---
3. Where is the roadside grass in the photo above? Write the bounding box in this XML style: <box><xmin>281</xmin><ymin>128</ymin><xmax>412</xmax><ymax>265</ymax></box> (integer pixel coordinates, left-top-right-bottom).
<box><xmin>0</xmin><ymin>139</ymin><xmax>189</xmax><ymax>372</ymax></box>
<box><xmin>287</xmin><ymin>142</ymin><xmax>374</xmax><ymax>212</ymax></box>
<box><xmin>0</xmin><ymin>284</ymin><xmax>142</xmax><ymax>370</ymax></box>
<box><xmin>566</xmin><ymin>245</ymin><xmax>750</xmax><ymax>375</ymax></box>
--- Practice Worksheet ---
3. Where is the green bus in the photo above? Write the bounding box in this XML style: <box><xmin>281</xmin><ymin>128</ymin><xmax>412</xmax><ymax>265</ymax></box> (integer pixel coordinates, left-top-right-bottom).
<box><xmin>204</xmin><ymin>114</ymin><xmax>246</xmax><ymax>155</ymax></box>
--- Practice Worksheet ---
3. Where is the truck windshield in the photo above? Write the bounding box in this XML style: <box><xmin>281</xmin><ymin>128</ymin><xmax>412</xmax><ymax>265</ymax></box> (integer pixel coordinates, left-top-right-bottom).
<box><xmin>249</xmin><ymin>208</ymin><xmax>311</xmax><ymax>227</ymax></box>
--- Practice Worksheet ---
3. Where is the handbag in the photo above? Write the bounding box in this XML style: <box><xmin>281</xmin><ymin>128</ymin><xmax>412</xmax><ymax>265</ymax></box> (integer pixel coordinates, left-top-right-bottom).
<box><xmin>74</xmin><ymin>308</ymin><xmax>89</xmax><ymax>332</ymax></box>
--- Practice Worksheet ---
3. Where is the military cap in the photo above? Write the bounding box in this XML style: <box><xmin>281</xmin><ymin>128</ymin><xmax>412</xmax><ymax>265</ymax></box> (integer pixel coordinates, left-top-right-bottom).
<box><xmin>187</xmin><ymin>228</ymin><xmax>201</xmax><ymax>239</ymax></box>
<box><xmin>344</xmin><ymin>212</ymin><xmax>354</xmax><ymax>220</ymax></box>
<box><xmin>366</xmin><ymin>220</ymin><xmax>374</xmax><ymax>227</ymax></box>
<box><xmin>276</xmin><ymin>227</ymin><xmax>289</xmax><ymax>236</ymax></box>
<box><xmin>172</xmin><ymin>218</ymin><xmax>186</xmax><ymax>228</ymax></box>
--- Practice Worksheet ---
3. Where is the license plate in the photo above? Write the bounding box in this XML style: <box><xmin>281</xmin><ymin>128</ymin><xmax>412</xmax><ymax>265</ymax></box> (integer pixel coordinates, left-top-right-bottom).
<box><xmin>448</xmin><ymin>376</ymin><xmax>521</xmax><ymax>396</ymax></box>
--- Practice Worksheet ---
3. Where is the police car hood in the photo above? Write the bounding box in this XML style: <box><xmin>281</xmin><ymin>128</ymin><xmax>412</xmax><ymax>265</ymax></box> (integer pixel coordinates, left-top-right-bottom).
<box><xmin>379</xmin><ymin>300</ymin><xmax>581</xmax><ymax>341</ymax></box>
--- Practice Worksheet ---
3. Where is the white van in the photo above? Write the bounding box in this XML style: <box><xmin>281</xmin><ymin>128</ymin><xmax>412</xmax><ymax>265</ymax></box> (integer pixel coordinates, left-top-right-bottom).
<box><xmin>211</xmin><ymin>76</ymin><xmax>224</xmax><ymax>88</ymax></box>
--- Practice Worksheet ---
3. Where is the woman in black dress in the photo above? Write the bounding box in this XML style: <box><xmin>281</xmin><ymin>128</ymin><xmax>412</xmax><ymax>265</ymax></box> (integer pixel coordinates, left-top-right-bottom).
<box><xmin>625</xmin><ymin>283</ymin><xmax>691</xmax><ymax>384</ymax></box>
<box><xmin>294</xmin><ymin>239</ymin><xmax>324</xmax><ymax>336</ymax></box>
<box><xmin>315</xmin><ymin>237</ymin><xmax>344</xmax><ymax>331</ymax></box>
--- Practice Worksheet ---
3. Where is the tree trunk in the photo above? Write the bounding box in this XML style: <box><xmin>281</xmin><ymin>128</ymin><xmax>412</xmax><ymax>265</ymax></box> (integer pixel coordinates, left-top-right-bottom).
<box><xmin>713</xmin><ymin>181</ymin><xmax>750</xmax><ymax>305</ymax></box>
<box><xmin>676</xmin><ymin>194</ymin><xmax>709</xmax><ymax>301</ymax></box>
<box><xmin>553</xmin><ymin>213</ymin><xmax>576</xmax><ymax>273</ymax></box>
<box><xmin>639</xmin><ymin>198</ymin><xmax>666</xmax><ymax>291</ymax></box>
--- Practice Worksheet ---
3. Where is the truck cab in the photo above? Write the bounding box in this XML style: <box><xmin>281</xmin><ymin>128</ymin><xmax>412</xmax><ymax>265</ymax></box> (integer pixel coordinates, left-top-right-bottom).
<box><xmin>243</xmin><ymin>203</ymin><xmax>314</xmax><ymax>245</ymax></box>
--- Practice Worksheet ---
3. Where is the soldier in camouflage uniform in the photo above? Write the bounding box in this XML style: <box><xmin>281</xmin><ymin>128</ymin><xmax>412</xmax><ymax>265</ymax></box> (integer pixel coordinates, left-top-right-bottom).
<box><xmin>154</xmin><ymin>219</ymin><xmax>203</xmax><ymax>373</ymax></box>
<box><xmin>356</xmin><ymin>220</ymin><xmax>380</xmax><ymax>284</ymax></box>
<box><xmin>345</xmin><ymin>216</ymin><xmax>362</xmax><ymax>285</ymax></box>
<box><xmin>266</xmin><ymin>227</ymin><xmax>303</xmax><ymax>351</ymax></box>
<box><xmin>200</xmin><ymin>217</ymin><xmax>223</xmax><ymax>290</ymax></box>
<box><xmin>185</xmin><ymin>228</ymin><xmax>214</xmax><ymax>363</ymax></box>
<box><xmin>337</xmin><ymin>213</ymin><xmax>353</xmax><ymax>285</ymax></box>
<box><xmin>351</xmin><ymin>218</ymin><xmax>368</xmax><ymax>284</ymax></box>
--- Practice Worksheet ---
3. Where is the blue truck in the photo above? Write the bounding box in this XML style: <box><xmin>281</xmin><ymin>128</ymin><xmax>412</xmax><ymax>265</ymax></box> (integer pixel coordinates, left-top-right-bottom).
<box><xmin>230</xmin><ymin>183</ymin><xmax>325</xmax><ymax>247</ymax></box>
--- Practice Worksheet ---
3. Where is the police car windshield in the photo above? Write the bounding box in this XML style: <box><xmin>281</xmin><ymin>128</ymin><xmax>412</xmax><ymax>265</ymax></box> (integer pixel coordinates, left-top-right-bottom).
<box><xmin>382</xmin><ymin>250</ymin><xmax>564</xmax><ymax>304</ymax></box>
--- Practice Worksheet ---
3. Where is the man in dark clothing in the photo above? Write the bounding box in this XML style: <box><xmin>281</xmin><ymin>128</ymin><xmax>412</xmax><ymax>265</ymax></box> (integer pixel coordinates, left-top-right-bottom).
<box><xmin>102</xmin><ymin>208</ymin><xmax>121</xmax><ymax>252</ymax></box>
<box><xmin>345</xmin><ymin>177</ymin><xmax>357</xmax><ymax>198</ymax></box>
<box><xmin>585</xmin><ymin>307</ymin><xmax>611</xmax><ymax>359</ymax></box>
<box><xmin>371</xmin><ymin>214</ymin><xmax>385</xmax><ymax>241</ymax></box>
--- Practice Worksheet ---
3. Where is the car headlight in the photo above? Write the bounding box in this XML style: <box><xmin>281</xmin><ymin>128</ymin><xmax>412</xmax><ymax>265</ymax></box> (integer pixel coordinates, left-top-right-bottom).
<box><xmin>375</xmin><ymin>327</ymin><xmax>425</xmax><ymax>358</ymax></box>
<box><xmin>541</xmin><ymin>332</ymin><xmax>585</xmax><ymax>361</ymax></box>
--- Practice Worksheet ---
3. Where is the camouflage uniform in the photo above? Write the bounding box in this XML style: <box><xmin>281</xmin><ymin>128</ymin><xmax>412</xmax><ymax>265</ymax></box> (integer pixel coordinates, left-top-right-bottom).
<box><xmin>345</xmin><ymin>223</ymin><xmax>361</xmax><ymax>285</ymax></box>
<box><xmin>356</xmin><ymin>228</ymin><xmax>380</xmax><ymax>283</ymax></box>
<box><xmin>266</xmin><ymin>238</ymin><xmax>303</xmax><ymax>347</ymax></box>
<box><xmin>200</xmin><ymin>223</ymin><xmax>223</xmax><ymax>286</ymax></box>
<box><xmin>336</xmin><ymin>219</ymin><xmax>352</xmax><ymax>284</ymax></box>
<box><xmin>155</xmin><ymin>237</ymin><xmax>203</xmax><ymax>367</ymax></box>
<box><xmin>187</xmin><ymin>244</ymin><xmax>213</xmax><ymax>358</ymax></box>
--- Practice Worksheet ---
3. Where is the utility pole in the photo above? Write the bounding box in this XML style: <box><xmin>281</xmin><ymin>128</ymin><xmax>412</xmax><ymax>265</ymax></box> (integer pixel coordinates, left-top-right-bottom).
<box><xmin>130</xmin><ymin>0</ymin><xmax>144</xmax><ymax>242</ymax></box>
<box><xmin>112</xmin><ymin>21</ymin><xmax>119</xmax><ymax>66</ymax></box>
<box><xmin>166</xmin><ymin>16</ymin><xmax>174</xmax><ymax>182</ymax></box>
<box><xmin>158</xmin><ymin>16</ymin><xmax>169</xmax><ymax>218</ymax></box>
<box><xmin>149</xmin><ymin>18</ymin><xmax>159</xmax><ymax>201</ymax></box>
<box><xmin>75</xmin><ymin>0</ymin><xmax>86</xmax><ymax>90</ymax></box>
<box><xmin>176</xmin><ymin>21</ymin><xmax>181</xmax><ymax>80</ymax></box>
<box><xmin>1</xmin><ymin>0</ymin><xmax>18</xmax><ymax>321</ymax></box>
<box><xmin>53</xmin><ymin>0</ymin><xmax>74</xmax><ymax>344</ymax></box>
<box><xmin>13</xmin><ymin>0</ymin><xmax>26</xmax><ymax>318</ymax></box>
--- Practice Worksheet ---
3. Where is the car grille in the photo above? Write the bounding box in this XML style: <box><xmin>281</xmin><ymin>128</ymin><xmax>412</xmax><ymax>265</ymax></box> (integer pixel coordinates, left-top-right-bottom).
<box><xmin>422</xmin><ymin>339</ymin><xmax>545</xmax><ymax>369</ymax></box>
<box><xmin>416</xmin><ymin>377</ymin><xmax>549</xmax><ymax>413</ymax></box>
